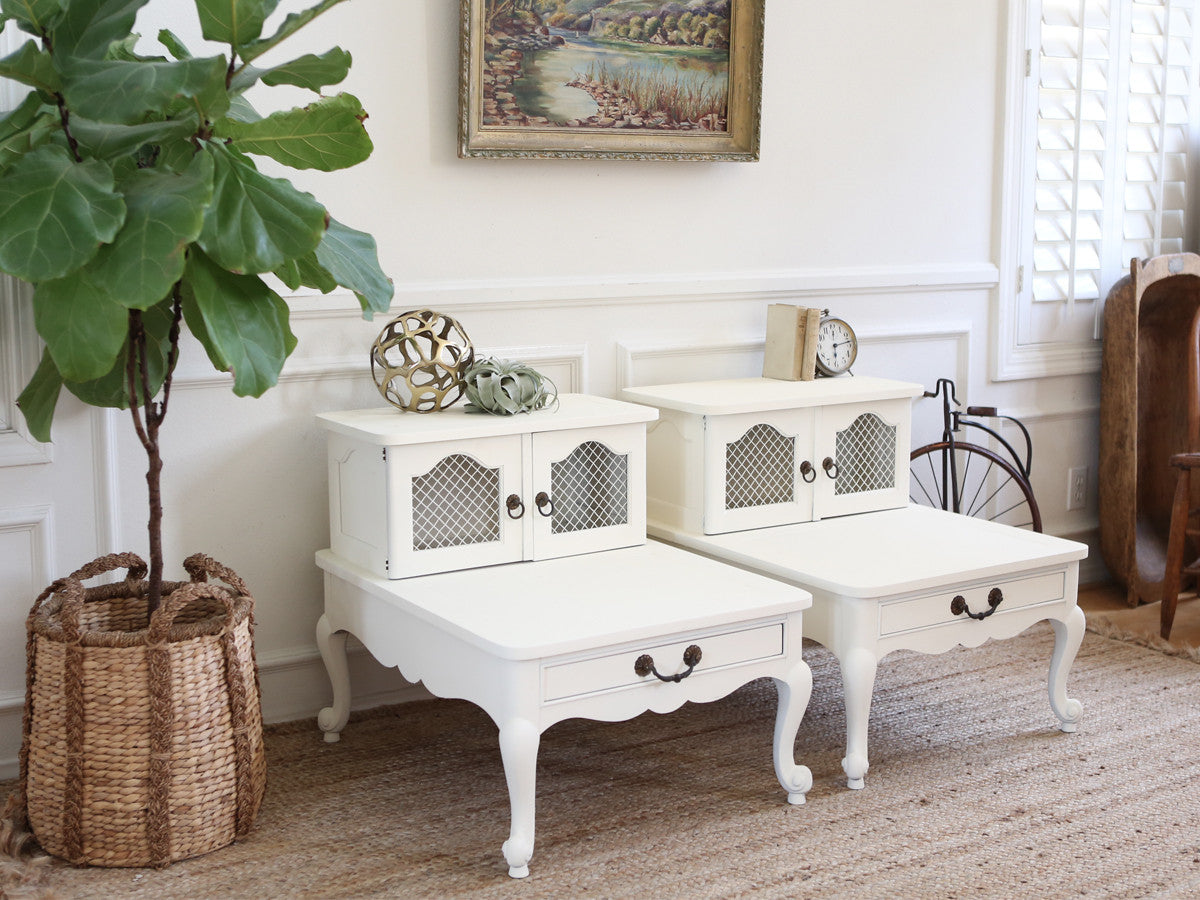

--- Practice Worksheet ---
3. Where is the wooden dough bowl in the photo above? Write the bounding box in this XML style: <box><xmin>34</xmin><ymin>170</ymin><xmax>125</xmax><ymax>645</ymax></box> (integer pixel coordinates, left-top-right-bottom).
<box><xmin>1100</xmin><ymin>253</ymin><xmax>1200</xmax><ymax>606</ymax></box>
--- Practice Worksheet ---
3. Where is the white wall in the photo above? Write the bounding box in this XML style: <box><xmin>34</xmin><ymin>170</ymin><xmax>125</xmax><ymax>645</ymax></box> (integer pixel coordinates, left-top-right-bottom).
<box><xmin>0</xmin><ymin>0</ymin><xmax>1104</xmax><ymax>777</ymax></box>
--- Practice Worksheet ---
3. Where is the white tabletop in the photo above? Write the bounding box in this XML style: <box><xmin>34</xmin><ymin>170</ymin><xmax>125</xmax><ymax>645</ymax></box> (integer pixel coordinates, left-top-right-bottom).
<box><xmin>317</xmin><ymin>541</ymin><xmax>812</xmax><ymax>661</ymax></box>
<box><xmin>621</xmin><ymin>376</ymin><xmax>923</xmax><ymax>416</ymax></box>
<box><xmin>648</xmin><ymin>505</ymin><xmax>1088</xmax><ymax>598</ymax></box>
<box><xmin>318</xmin><ymin>393</ymin><xmax>657</xmax><ymax>446</ymax></box>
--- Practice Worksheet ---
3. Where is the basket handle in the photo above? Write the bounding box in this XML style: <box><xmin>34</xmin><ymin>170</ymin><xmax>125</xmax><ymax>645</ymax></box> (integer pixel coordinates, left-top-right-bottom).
<box><xmin>34</xmin><ymin>553</ymin><xmax>147</xmax><ymax>642</ymax></box>
<box><xmin>183</xmin><ymin>553</ymin><xmax>249</xmax><ymax>597</ymax></box>
<box><xmin>148</xmin><ymin>581</ymin><xmax>238</xmax><ymax>641</ymax></box>
<box><xmin>66</xmin><ymin>552</ymin><xmax>149</xmax><ymax>585</ymax></box>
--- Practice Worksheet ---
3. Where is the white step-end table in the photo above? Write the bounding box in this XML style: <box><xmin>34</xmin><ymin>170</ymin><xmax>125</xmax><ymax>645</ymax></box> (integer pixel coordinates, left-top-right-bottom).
<box><xmin>315</xmin><ymin>541</ymin><xmax>815</xmax><ymax>878</ymax></box>
<box><xmin>648</xmin><ymin>505</ymin><xmax>1088</xmax><ymax>790</ymax></box>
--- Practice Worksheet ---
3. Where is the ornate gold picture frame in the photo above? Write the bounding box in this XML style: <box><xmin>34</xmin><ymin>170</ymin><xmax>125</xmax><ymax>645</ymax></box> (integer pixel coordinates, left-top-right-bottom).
<box><xmin>458</xmin><ymin>0</ymin><xmax>765</xmax><ymax>161</ymax></box>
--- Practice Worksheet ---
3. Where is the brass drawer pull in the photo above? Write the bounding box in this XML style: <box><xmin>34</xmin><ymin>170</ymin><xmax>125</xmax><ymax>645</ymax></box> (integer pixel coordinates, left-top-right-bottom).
<box><xmin>535</xmin><ymin>491</ymin><xmax>555</xmax><ymax>517</ymax></box>
<box><xmin>505</xmin><ymin>494</ymin><xmax>525</xmax><ymax>519</ymax></box>
<box><xmin>950</xmin><ymin>587</ymin><xmax>1004</xmax><ymax>620</ymax></box>
<box><xmin>634</xmin><ymin>645</ymin><xmax>702</xmax><ymax>683</ymax></box>
<box><xmin>800</xmin><ymin>460</ymin><xmax>816</xmax><ymax>483</ymax></box>
<box><xmin>822</xmin><ymin>457</ymin><xmax>839</xmax><ymax>480</ymax></box>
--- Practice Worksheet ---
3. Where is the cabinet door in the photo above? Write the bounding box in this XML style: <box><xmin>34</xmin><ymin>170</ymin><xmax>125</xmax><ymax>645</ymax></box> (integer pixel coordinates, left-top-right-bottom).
<box><xmin>386</xmin><ymin>435</ymin><xmax>525</xmax><ymax>578</ymax></box>
<box><xmin>813</xmin><ymin>399</ymin><xmax>911</xmax><ymax>519</ymax></box>
<box><xmin>529</xmin><ymin>424</ymin><xmax>646</xmax><ymax>560</ymax></box>
<box><xmin>703</xmin><ymin>410</ymin><xmax>815</xmax><ymax>534</ymax></box>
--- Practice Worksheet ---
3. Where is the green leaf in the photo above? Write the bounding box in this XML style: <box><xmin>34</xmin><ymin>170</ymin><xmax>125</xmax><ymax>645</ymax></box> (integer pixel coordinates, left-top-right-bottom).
<box><xmin>273</xmin><ymin>251</ymin><xmax>336</xmax><ymax>293</ymax></box>
<box><xmin>182</xmin><ymin>248</ymin><xmax>297</xmax><ymax>397</ymax></box>
<box><xmin>66</xmin><ymin>299</ymin><xmax>175</xmax><ymax>408</ymax></box>
<box><xmin>197</xmin><ymin>140</ymin><xmax>326</xmax><ymax>274</ymax></box>
<box><xmin>314</xmin><ymin>217</ymin><xmax>392</xmax><ymax>318</ymax></box>
<box><xmin>238</xmin><ymin>0</ymin><xmax>348</xmax><ymax>63</ymax></box>
<box><xmin>1</xmin><ymin>0</ymin><xmax>65</xmax><ymax>37</ymax></box>
<box><xmin>233</xmin><ymin>46</ymin><xmax>350</xmax><ymax>92</ymax></box>
<box><xmin>214</xmin><ymin>92</ymin><xmax>371</xmax><ymax>172</ymax></box>
<box><xmin>16</xmin><ymin>349</ymin><xmax>63</xmax><ymax>443</ymax></box>
<box><xmin>225</xmin><ymin>93</ymin><xmax>262</xmax><ymax>123</ymax></box>
<box><xmin>32</xmin><ymin>270</ymin><xmax>129</xmax><ymax>381</ymax></box>
<box><xmin>157</xmin><ymin>28</ymin><xmax>192</xmax><ymax>60</ymax></box>
<box><xmin>60</xmin><ymin>55</ymin><xmax>228</xmax><ymax>124</ymax></box>
<box><xmin>0</xmin><ymin>145</ymin><xmax>125</xmax><ymax>282</ymax></box>
<box><xmin>52</xmin><ymin>0</ymin><xmax>150</xmax><ymax>60</ymax></box>
<box><xmin>89</xmin><ymin>153</ymin><xmax>214</xmax><ymax>309</ymax></box>
<box><xmin>0</xmin><ymin>39</ymin><xmax>62</xmax><ymax>92</ymax></box>
<box><xmin>0</xmin><ymin>95</ymin><xmax>53</xmax><ymax>173</ymax></box>
<box><xmin>0</xmin><ymin>92</ymin><xmax>46</xmax><ymax>143</ymax></box>
<box><xmin>195</xmin><ymin>0</ymin><xmax>280</xmax><ymax>47</ymax></box>
<box><xmin>262</xmin><ymin>47</ymin><xmax>350</xmax><ymax>88</ymax></box>
<box><xmin>67</xmin><ymin>113</ymin><xmax>198</xmax><ymax>160</ymax></box>
<box><xmin>0</xmin><ymin>115</ymin><xmax>56</xmax><ymax>174</ymax></box>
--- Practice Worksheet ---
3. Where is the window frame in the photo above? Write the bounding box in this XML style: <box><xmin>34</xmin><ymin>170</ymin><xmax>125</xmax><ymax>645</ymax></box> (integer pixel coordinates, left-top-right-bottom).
<box><xmin>994</xmin><ymin>0</ymin><xmax>1200</xmax><ymax>381</ymax></box>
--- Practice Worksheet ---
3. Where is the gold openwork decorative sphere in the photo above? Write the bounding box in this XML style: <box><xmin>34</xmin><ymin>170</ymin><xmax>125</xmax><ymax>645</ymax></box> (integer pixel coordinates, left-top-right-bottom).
<box><xmin>370</xmin><ymin>310</ymin><xmax>475</xmax><ymax>412</ymax></box>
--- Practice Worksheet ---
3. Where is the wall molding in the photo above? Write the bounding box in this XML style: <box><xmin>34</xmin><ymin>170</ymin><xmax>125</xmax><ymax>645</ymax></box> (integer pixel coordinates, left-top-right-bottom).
<box><xmin>0</xmin><ymin>504</ymin><xmax>55</xmax><ymax>592</ymax></box>
<box><xmin>171</xmin><ymin>344</ymin><xmax>589</xmax><ymax>392</ymax></box>
<box><xmin>287</xmin><ymin>263</ymin><xmax>1000</xmax><ymax>321</ymax></box>
<box><xmin>616</xmin><ymin>325</ymin><xmax>973</xmax><ymax>392</ymax></box>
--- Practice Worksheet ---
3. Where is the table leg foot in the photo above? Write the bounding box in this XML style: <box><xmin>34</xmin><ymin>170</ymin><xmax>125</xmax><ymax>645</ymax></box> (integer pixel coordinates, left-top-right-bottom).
<box><xmin>316</xmin><ymin>614</ymin><xmax>351</xmax><ymax>740</ymax></box>
<box><xmin>772</xmin><ymin>663</ymin><xmax>814</xmax><ymax>805</ymax></box>
<box><xmin>1048</xmin><ymin>606</ymin><xmax>1085</xmax><ymax>732</ymax></box>
<box><xmin>499</xmin><ymin>717</ymin><xmax>540</xmax><ymax>879</ymax></box>
<box><xmin>839</xmin><ymin>646</ymin><xmax>878</xmax><ymax>790</ymax></box>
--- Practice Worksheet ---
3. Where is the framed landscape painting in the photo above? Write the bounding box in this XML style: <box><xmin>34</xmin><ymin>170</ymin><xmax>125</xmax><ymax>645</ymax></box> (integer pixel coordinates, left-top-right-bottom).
<box><xmin>458</xmin><ymin>0</ymin><xmax>765</xmax><ymax>160</ymax></box>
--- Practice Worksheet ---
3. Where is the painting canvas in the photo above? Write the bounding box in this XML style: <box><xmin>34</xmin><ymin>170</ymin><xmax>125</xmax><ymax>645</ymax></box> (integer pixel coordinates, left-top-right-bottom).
<box><xmin>459</xmin><ymin>0</ymin><xmax>765</xmax><ymax>160</ymax></box>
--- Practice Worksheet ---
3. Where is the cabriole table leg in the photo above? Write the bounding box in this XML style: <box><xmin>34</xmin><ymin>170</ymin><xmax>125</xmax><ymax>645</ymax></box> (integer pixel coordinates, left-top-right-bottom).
<box><xmin>316</xmin><ymin>614</ymin><xmax>351</xmax><ymax>743</ymax></box>
<box><xmin>1048</xmin><ymin>606</ymin><xmax>1085</xmax><ymax>733</ymax></box>
<box><xmin>498</xmin><ymin>717</ymin><xmax>541</xmax><ymax>879</ymax></box>
<box><xmin>839</xmin><ymin>645</ymin><xmax>879</xmax><ymax>790</ymax></box>
<box><xmin>772</xmin><ymin>661</ymin><xmax>814</xmax><ymax>804</ymax></box>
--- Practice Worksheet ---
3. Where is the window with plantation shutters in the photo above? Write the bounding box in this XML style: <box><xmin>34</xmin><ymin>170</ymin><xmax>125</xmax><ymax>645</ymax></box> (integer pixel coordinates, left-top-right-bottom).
<box><xmin>997</xmin><ymin>0</ymin><xmax>1200</xmax><ymax>379</ymax></box>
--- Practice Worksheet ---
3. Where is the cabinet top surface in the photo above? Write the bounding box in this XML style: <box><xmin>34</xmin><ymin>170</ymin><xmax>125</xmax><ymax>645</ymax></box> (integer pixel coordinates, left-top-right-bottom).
<box><xmin>621</xmin><ymin>376</ymin><xmax>924</xmax><ymax>416</ymax></box>
<box><xmin>317</xmin><ymin>542</ymin><xmax>811</xmax><ymax>660</ymax></box>
<box><xmin>317</xmin><ymin>393</ymin><xmax>657</xmax><ymax>445</ymax></box>
<box><xmin>649</xmin><ymin>505</ymin><xmax>1087</xmax><ymax>598</ymax></box>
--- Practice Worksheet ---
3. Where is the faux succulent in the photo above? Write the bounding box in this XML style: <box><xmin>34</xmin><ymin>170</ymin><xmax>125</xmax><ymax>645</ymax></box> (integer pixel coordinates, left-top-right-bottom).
<box><xmin>0</xmin><ymin>0</ymin><xmax>393</xmax><ymax>609</ymax></box>
<box><xmin>462</xmin><ymin>357</ymin><xmax>558</xmax><ymax>416</ymax></box>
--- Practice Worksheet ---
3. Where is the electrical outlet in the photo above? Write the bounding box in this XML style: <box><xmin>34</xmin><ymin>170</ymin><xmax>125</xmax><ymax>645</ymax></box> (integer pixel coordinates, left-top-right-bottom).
<box><xmin>1067</xmin><ymin>466</ymin><xmax>1088</xmax><ymax>511</ymax></box>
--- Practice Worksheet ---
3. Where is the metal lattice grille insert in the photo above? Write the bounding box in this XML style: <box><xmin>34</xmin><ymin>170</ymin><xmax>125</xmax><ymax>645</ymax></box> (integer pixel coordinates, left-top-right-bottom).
<box><xmin>411</xmin><ymin>454</ymin><xmax>502</xmax><ymax>551</ymax></box>
<box><xmin>550</xmin><ymin>441</ymin><xmax>629</xmax><ymax>534</ymax></box>
<box><xmin>725</xmin><ymin>424</ymin><xmax>795</xmax><ymax>510</ymax></box>
<box><xmin>834</xmin><ymin>414</ymin><xmax>896</xmax><ymax>496</ymax></box>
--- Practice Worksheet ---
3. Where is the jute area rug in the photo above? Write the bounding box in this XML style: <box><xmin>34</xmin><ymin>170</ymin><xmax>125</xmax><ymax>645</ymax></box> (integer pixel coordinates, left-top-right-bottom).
<box><xmin>3</xmin><ymin>626</ymin><xmax>1198</xmax><ymax>899</ymax></box>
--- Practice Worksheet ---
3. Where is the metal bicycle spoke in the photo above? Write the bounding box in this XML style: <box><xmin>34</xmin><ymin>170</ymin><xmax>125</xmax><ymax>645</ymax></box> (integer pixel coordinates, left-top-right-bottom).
<box><xmin>909</xmin><ymin>441</ymin><xmax>1042</xmax><ymax>532</ymax></box>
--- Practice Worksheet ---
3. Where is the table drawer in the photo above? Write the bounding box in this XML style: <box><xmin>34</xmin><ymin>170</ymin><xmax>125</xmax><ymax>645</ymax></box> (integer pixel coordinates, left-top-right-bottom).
<box><xmin>878</xmin><ymin>570</ymin><xmax>1066</xmax><ymax>637</ymax></box>
<box><xmin>542</xmin><ymin>622</ymin><xmax>785</xmax><ymax>703</ymax></box>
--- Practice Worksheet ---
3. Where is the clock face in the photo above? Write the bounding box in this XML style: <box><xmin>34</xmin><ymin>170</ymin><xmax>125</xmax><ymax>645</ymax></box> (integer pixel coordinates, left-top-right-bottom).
<box><xmin>816</xmin><ymin>317</ymin><xmax>857</xmax><ymax>376</ymax></box>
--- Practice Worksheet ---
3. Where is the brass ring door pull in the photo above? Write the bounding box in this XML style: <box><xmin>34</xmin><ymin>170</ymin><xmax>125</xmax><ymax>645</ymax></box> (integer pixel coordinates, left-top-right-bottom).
<box><xmin>950</xmin><ymin>587</ymin><xmax>1004</xmax><ymax>620</ymax></box>
<box><xmin>800</xmin><ymin>460</ymin><xmax>816</xmax><ymax>483</ymax></box>
<box><xmin>822</xmin><ymin>457</ymin><xmax>839</xmax><ymax>480</ymax></box>
<box><xmin>535</xmin><ymin>491</ymin><xmax>555</xmax><ymax>517</ymax></box>
<box><xmin>505</xmin><ymin>494</ymin><xmax>525</xmax><ymax>519</ymax></box>
<box><xmin>634</xmin><ymin>645</ymin><xmax>703</xmax><ymax>683</ymax></box>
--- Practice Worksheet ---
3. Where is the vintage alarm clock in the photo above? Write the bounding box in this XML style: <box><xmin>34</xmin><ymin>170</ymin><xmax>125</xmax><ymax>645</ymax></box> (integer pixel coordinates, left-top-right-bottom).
<box><xmin>815</xmin><ymin>310</ymin><xmax>857</xmax><ymax>376</ymax></box>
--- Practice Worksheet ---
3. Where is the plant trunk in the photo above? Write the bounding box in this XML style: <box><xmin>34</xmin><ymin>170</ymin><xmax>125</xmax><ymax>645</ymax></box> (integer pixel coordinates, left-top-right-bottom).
<box><xmin>145</xmin><ymin>430</ymin><xmax>164</xmax><ymax>614</ymax></box>
<box><xmin>127</xmin><ymin>291</ymin><xmax>184</xmax><ymax>617</ymax></box>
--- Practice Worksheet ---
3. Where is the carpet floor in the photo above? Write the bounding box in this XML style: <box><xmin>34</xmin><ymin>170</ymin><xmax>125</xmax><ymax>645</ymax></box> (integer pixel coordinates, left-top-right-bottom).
<box><xmin>3</xmin><ymin>626</ymin><xmax>1198</xmax><ymax>899</ymax></box>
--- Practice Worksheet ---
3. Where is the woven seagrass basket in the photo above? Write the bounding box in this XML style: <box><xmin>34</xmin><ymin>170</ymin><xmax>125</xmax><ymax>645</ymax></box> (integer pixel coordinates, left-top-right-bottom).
<box><xmin>4</xmin><ymin>552</ymin><xmax>266</xmax><ymax>867</ymax></box>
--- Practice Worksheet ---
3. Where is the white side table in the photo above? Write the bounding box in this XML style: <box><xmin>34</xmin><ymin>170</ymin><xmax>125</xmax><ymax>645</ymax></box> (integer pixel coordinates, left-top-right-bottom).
<box><xmin>315</xmin><ymin>541</ymin><xmax>814</xmax><ymax>877</ymax></box>
<box><xmin>649</xmin><ymin>505</ymin><xmax>1088</xmax><ymax>789</ymax></box>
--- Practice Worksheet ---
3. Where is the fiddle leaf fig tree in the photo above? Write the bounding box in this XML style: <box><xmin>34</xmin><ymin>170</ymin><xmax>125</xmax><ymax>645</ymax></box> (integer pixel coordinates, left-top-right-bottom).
<box><xmin>0</xmin><ymin>0</ymin><xmax>393</xmax><ymax>612</ymax></box>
